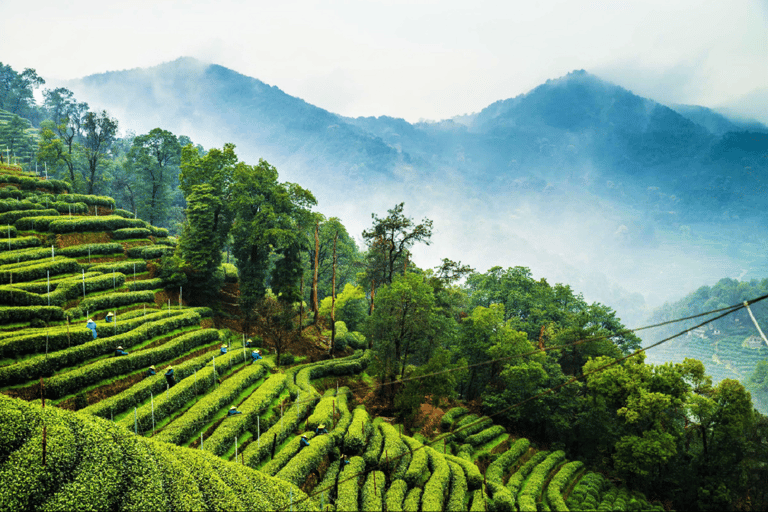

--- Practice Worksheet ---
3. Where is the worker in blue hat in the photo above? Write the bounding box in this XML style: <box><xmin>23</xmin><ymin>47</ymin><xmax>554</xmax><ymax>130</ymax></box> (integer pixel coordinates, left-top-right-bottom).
<box><xmin>86</xmin><ymin>318</ymin><xmax>97</xmax><ymax>339</ymax></box>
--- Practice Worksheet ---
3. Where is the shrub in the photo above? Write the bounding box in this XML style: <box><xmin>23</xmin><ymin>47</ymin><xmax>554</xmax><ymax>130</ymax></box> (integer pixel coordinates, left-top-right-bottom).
<box><xmin>0</xmin><ymin>235</ymin><xmax>41</xmax><ymax>252</ymax></box>
<box><xmin>314</xmin><ymin>459</ymin><xmax>341</xmax><ymax>505</ymax></box>
<box><xmin>378</xmin><ymin>421</ymin><xmax>408</xmax><ymax>476</ymax></box>
<box><xmin>113</xmin><ymin>227</ymin><xmax>151</xmax><ymax>240</ymax></box>
<box><xmin>422</xmin><ymin>446</ymin><xmax>451</xmax><ymax>512</ymax></box>
<box><xmin>345</xmin><ymin>330</ymin><xmax>367</xmax><ymax>350</ymax></box>
<box><xmin>50</xmin><ymin>201</ymin><xmax>88</xmax><ymax>215</ymax></box>
<box><xmin>447</xmin><ymin>460</ymin><xmax>469</xmax><ymax>512</ymax></box>
<box><xmin>0</xmin><ymin>310</ymin><xmax>205</xmax><ymax>391</ymax></box>
<box><xmin>486</xmin><ymin>438</ymin><xmax>530</xmax><ymax>512</ymax></box>
<box><xmin>56</xmin><ymin>243</ymin><xmax>124</xmax><ymax>258</ymax></box>
<box><xmin>385</xmin><ymin>479</ymin><xmax>408</xmax><ymax>512</ymax></box>
<box><xmin>344</xmin><ymin>405</ymin><xmax>372</xmax><ymax>455</ymax></box>
<box><xmin>55</xmin><ymin>193</ymin><xmax>115</xmax><ymax>208</ymax></box>
<box><xmin>126</xmin><ymin>278</ymin><xmax>164</xmax><ymax>291</ymax></box>
<box><xmin>0</xmin><ymin>225</ymin><xmax>17</xmax><ymax>238</ymax></box>
<box><xmin>403</xmin><ymin>487</ymin><xmax>422</xmax><ymax>512</ymax></box>
<box><xmin>507</xmin><ymin>451</ymin><xmax>549</xmax><ymax>496</ymax></box>
<box><xmin>222</xmin><ymin>263</ymin><xmax>238</xmax><ymax>283</ymax></box>
<box><xmin>518</xmin><ymin>450</ymin><xmax>566</xmax><ymax>512</ymax></box>
<box><xmin>361</xmin><ymin>471</ymin><xmax>385</xmax><ymax>512</ymax></box>
<box><xmin>470</xmin><ymin>488</ymin><xmax>488</xmax><ymax>511</ymax></box>
<box><xmin>149</xmin><ymin>225</ymin><xmax>169</xmax><ymax>237</ymax></box>
<box><xmin>79</xmin><ymin>290</ymin><xmax>156</xmax><ymax>313</ymax></box>
<box><xmin>127</xmin><ymin>244</ymin><xmax>174</xmax><ymax>259</ymax></box>
<box><xmin>455</xmin><ymin>415</ymin><xmax>493</xmax><ymax>441</ymax></box>
<box><xmin>0</xmin><ymin>305</ymin><xmax>64</xmax><ymax>324</ymax></box>
<box><xmin>441</xmin><ymin>406</ymin><xmax>468</xmax><ymax>430</ymax></box>
<box><xmin>547</xmin><ymin>461</ymin><xmax>584</xmax><ymax>512</ymax></box>
<box><xmin>363</xmin><ymin>422</ymin><xmax>384</xmax><ymax>467</ymax></box>
<box><xmin>336</xmin><ymin>456</ymin><xmax>364</xmax><ymax>512</ymax></box>
<box><xmin>86</xmin><ymin>260</ymin><xmax>147</xmax><ymax>274</ymax></box>
<box><xmin>0</xmin><ymin>208</ymin><xmax>58</xmax><ymax>225</ymax></box>
<box><xmin>0</xmin><ymin>247</ymin><xmax>49</xmax><ymax>265</ymax></box>
<box><xmin>466</xmin><ymin>425</ymin><xmax>507</xmax><ymax>447</ymax></box>
<box><xmin>306</xmin><ymin>389</ymin><xmax>338</xmax><ymax>431</ymax></box>
<box><xmin>113</xmin><ymin>208</ymin><xmax>134</xmax><ymax>219</ymax></box>
<box><xmin>444</xmin><ymin>453</ymin><xmax>483</xmax><ymax>489</ymax></box>
<box><xmin>153</xmin><ymin>360</ymin><xmax>268</xmax><ymax>445</ymax></box>
<box><xmin>402</xmin><ymin>435</ymin><xmax>429</xmax><ymax>487</ymax></box>
<box><xmin>48</xmin><ymin>215</ymin><xmax>147</xmax><ymax>234</ymax></box>
<box><xmin>0</xmin><ymin>257</ymin><xmax>80</xmax><ymax>284</ymax></box>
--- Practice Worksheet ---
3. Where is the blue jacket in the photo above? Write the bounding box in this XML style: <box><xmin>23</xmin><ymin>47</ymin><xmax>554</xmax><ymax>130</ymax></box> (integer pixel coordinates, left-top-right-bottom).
<box><xmin>315</xmin><ymin>427</ymin><xmax>328</xmax><ymax>435</ymax></box>
<box><xmin>114</xmin><ymin>349</ymin><xmax>128</xmax><ymax>357</ymax></box>
<box><xmin>300</xmin><ymin>437</ymin><xmax>310</xmax><ymax>448</ymax></box>
<box><xmin>220</xmin><ymin>347</ymin><xmax>227</xmax><ymax>355</ymax></box>
<box><xmin>251</xmin><ymin>352</ymin><xmax>262</xmax><ymax>362</ymax></box>
<box><xmin>86</xmin><ymin>320</ymin><xmax>97</xmax><ymax>339</ymax></box>
<box><xmin>227</xmin><ymin>409</ymin><xmax>242</xmax><ymax>416</ymax></box>
<box><xmin>147</xmin><ymin>369</ymin><xmax>156</xmax><ymax>377</ymax></box>
<box><xmin>165</xmin><ymin>369</ymin><xmax>175</xmax><ymax>385</ymax></box>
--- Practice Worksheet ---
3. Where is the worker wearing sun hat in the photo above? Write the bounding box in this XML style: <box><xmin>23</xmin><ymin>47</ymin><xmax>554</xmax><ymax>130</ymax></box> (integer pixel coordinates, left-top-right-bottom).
<box><xmin>220</xmin><ymin>343</ymin><xmax>228</xmax><ymax>355</ymax></box>
<box><xmin>251</xmin><ymin>349</ymin><xmax>262</xmax><ymax>364</ymax></box>
<box><xmin>227</xmin><ymin>405</ymin><xmax>242</xmax><ymax>416</ymax></box>
<box><xmin>315</xmin><ymin>423</ymin><xmax>328</xmax><ymax>435</ymax></box>
<box><xmin>86</xmin><ymin>318</ymin><xmax>97</xmax><ymax>339</ymax></box>
<box><xmin>114</xmin><ymin>345</ymin><xmax>128</xmax><ymax>357</ymax></box>
<box><xmin>146</xmin><ymin>365</ymin><xmax>156</xmax><ymax>377</ymax></box>
<box><xmin>165</xmin><ymin>365</ymin><xmax>176</xmax><ymax>387</ymax></box>
<box><xmin>300</xmin><ymin>434</ymin><xmax>310</xmax><ymax>450</ymax></box>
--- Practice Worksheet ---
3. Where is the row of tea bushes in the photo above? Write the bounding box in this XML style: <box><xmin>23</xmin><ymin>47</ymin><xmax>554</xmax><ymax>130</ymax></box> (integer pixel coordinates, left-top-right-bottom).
<box><xmin>152</xmin><ymin>359</ymin><xmax>270</xmax><ymax>444</ymax></box>
<box><xmin>0</xmin><ymin>394</ymin><xmax>318</xmax><ymax>511</ymax></box>
<box><xmin>121</xmin><ymin>341</ymin><xmax>250</xmax><ymax>434</ymax></box>
<box><xmin>0</xmin><ymin>310</ymin><xmax>205</xmax><ymax>390</ymax></box>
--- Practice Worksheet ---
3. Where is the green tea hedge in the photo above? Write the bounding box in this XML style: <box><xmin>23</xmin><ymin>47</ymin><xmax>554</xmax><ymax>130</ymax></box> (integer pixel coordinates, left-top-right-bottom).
<box><xmin>385</xmin><ymin>479</ymin><xmax>408</xmax><ymax>512</ymax></box>
<box><xmin>86</xmin><ymin>260</ymin><xmax>147</xmax><ymax>274</ymax></box>
<box><xmin>126</xmin><ymin>244</ymin><xmax>174</xmax><ymax>259</ymax></box>
<box><xmin>444</xmin><ymin>453</ymin><xmax>483</xmax><ymax>489</ymax></box>
<box><xmin>361</xmin><ymin>470</ymin><xmax>385</xmax><ymax>512</ymax></box>
<box><xmin>403</xmin><ymin>434</ymin><xmax>429</xmax><ymax>487</ymax></box>
<box><xmin>203</xmin><ymin>371</ymin><xmax>286</xmax><ymax>457</ymax></box>
<box><xmin>0</xmin><ymin>257</ymin><xmax>79</xmax><ymax>284</ymax></box>
<box><xmin>79</xmin><ymin>290</ymin><xmax>155</xmax><ymax>313</ymax></box>
<box><xmin>112</xmin><ymin>227</ymin><xmax>151</xmax><ymax>240</ymax></box>
<box><xmin>546</xmin><ymin>460</ymin><xmax>584</xmax><ymax>511</ymax></box>
<box><xmin>0</xmin><ymin>305</ymin><xmax>64</xmax><ymax>324</ymax></box>
<box><xmin>153</xmin><ymin>360</ymin><xmax>268</xmax><ymax>445</ymax></box>
<box><xmin>506</xmin><ymin>451</ymin><xmax>549</xmax><ymax>497</ymax></box>
<box><xmin>0</xmin><ymin>208</ymin><xmax>58</xmax><ymax>225</ymax></box>
<box><xmin>48</xmin><ymin>215</ymin><xmax>146</xmax><ymax>233</ymax></box>
<box><xmin>486</xmin><ymin>437</ymin><xmax>530</xmax><ymax>512</ymax></box>
<box><xmin>517</xmin><ymin>450</ymin><xmax>566</xmax><ymax>512</ymax></box>
<box><xmin>336</xmin><ymin>456</ymin><xmax>364</xmax><ymax>512</ymax></box>
<box><xmin>422</xmin><ymin>446</ymin><xmax>451</xmax><ymax>512</ymax></box>
<box><xmin>447</xmin><ymin>460</ymin><xmax>469</xmax><ymax>512</ymax></box>
<box><xmin>57</xmin><ymin>243</ymin><xmax>124</xmax><ymax>258</ymax></box>
<box><xmin>126</xmin><ymin>278</ymin><xmax>164</xmax><ymax>291</ymax></box>
<box><xmin>55</xmin><ymin>193</ymin><xmax>115</xmax><ymax>208</ymax></box>
<box><xmin>0</xmin><ymin>236</ymin><xmax>41</xmax><ymax>252</ymax></box>
<box><xmin>441</xmin><ymin>406</ymin><xmax>468</xmax><ymax>430</ymax></box>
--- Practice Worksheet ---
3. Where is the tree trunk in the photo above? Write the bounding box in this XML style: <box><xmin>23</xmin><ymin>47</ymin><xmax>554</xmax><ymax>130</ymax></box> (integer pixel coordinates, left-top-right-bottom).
<box><xmin>312</xmin><ymin>222</ymin><xmax>320</xmax><ymax>324</ymax></box>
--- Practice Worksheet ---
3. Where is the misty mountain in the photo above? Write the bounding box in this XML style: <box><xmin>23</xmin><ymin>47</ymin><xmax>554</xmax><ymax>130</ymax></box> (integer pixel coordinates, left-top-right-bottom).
<box><xmin>63</xmin><ymin>59</ymin><xmax>768</xmax><ymax>328</ymax></box>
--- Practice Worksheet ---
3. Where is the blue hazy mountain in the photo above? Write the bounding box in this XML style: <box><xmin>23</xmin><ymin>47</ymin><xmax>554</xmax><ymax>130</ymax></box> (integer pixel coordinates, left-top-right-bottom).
<box><xmin>64</xmin><ymin>59</ymin><xmax>768</xmax><ymax>328</ymax></box>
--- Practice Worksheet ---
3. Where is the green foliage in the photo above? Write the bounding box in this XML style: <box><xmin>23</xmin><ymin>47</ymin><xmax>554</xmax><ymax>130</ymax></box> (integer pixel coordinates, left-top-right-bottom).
<box><xmin>79</xmin><ymin>290</ymin><xmax>155</xmax><ymax>313</ymax></box>
<box><xmin>0</xmin><ymin>207</ymin><xmax>59</xmax><ymax>225</ymax></box>
<box><xmin>403</xmin><ymin>487</ymin><xmax>423</xmax><ymax>512</ymax></box>
<box><xmin>507</xmin><ymin>451</ymin><xmax>549</xmax><ymax>496</ymax></box>
<box><xmin>336</xmin><ymin>455</ymin><xmax>364</xmax><ymax>512</ymax></box>
<box><xmin>517</xmin><ymin>450</ymin><xmax>566</xmax><ymax>511</ymax></box>
<box><xmin>154</xmin><ymin>360</ymin><xmax>269</xmax><ymax>445</ymax></box>
<box><xmin>344</xmin><ymin>405</ymin><xmax>372</xmax><ymax>455</ymax></box>
<box><xmin>0</xmin><ymin>394</ymin><xmax>319</xmax><ymax>511</ymax></box>
<box><xmin>485</xmin><ymin>437</ymin><xmax>531</xmax><ymax>511</ymax></box>
<box><xmin>384</xmin><ymin>479</ymin><xmax>408</xmax><ymax>512</ymax></box>
<box><xmin>444</xmin><ymin>453</ymin><xmax>483</xmax><ymax>489</ymax></box>
<box><xmin>112</xmin><ymin>227</ymin><xmax>151</xmax><ymax>240</ymax></box>
<box><xmin>48</xmin><ymin>215</ymin><xmax>146</xmax><ymax>233</ymax></box>
<box><xmin>422</xmin><ymin>446</ymin><xmax>451</xmax><ymax>512</ymax></box>
<box><xmin>126</xmin><ymin>278</ymin><xmax>165</xmax><ymax>291</ymax></box>
<box><xmin>0</xmin><ymin>305</ymin><xmax>64</xmax><ymax>324</ymax></box>
<box><xmin>0</xmin><ymin>311</ymin><xmax>206</xmax><ymax>391</ymax></box>
<box><xmin>441</xmin><ymin>406</ymin><xmax>468</xmax><ymax>429</ymax></box>
<box><xmin>126</xmin><ymin>244</ymin><xmax>174</xmax><ymax>259</ymax></box>
<box><xmin>318</xmin><ymin>283</ymin><xmax>367</xmax><ymax>332</ymax></box>
<box><xmin>447</xmin><ymin>460</ymin><xmax>469</xmax><ymax>512</ymax></box>
<box><xmin>363</xmin><ymin>421</ymin><xmax>384</xmax><ymax>467</ymax></box>
<box><xmin>222</xmin><ymin>263</ymin><xmax>238</xmax><ymax>283</ymax></box>
<box><xmin>402</xmin><ymin>433</ymin><xmax>430</xmax><ymax>487</ymax></box>
<box><xmin>547</xmin><ymin>461</ymin><xmax>584</xmax><ymax>511</ymax></box>
<box><xmin>378</xmin><ymin>421</ymin><xmax>408</xmax><ymax>476</ymax></box>
<box><xmin>56</xmin><ymin>243</ymin><xmax>123</xmax><ymax>257</ymax></box>
<box><xmin>361</xmin><ymin>470</ymin><xmax>385</xmax><ymax>512</ymax></box>
<box><xmin>203</xmin><ymin>372</ymin><xmax>286</xmax><ymax>456</ymax></box>
<box><xmin>466</xmin><ymin>425</ymin><xmax>507</xmax><ymax>447</ymax></box>
<box><xmin>86</xmin><ymin>260</ymin><xmax>147</xmax><ymax>274</ymax></box>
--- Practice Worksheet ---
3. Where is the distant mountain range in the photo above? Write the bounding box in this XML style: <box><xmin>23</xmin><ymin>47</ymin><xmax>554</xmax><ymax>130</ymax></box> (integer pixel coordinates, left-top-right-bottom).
<box><xmin>63</xmin><ymin>58</ymin><xmax>768</xmax><ymax>328</ymax></box>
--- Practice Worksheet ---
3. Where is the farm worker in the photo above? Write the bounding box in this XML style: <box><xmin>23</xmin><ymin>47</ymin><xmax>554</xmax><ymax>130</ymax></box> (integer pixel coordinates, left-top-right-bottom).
<box><xmin>251</xmin><ymin>349</ymin><xmax>262</xmax><ymax>364</ymax></box>
<box><xmin>227</xmin><ymin>405</ymin><xmax>242</xmax><ymax>417</ymax></box>
<box><xmin>105</xmin><ymin>312</ymin><xmax>114</xmax><ymax>323</ymax></box>
<box><xmin>220</xmin><ymin>344</ymin><xmax>228</xmax><ymax>355</ymax></box>
<box><xmin>245</xmin><ymin>338</ymin><xmax>253</xmax><ymax>348</ymax></box>
<box><xmin>114</xmin><ymin>345</ymin><xmax>128</xmax><ymax>357</ymax></box>
<box><xmin>315</xmin><ymin>424</ymin><xmax>328</xmax><ymax>435</ymax></box>
<box><xmin>165</xmin><ymin>366</ymin><xmax>176</xmax><ymax>387</ymax></box>
<box><xmin>300</xmin><ymin>435</ymin><xmax>310</xmax><ymax>450</ymax></box>
<box><xmin>341</xmin><ymin>454</ymin><xmax>350</xmax><ymax>465</ymax></box>
<box><xmin>146</xmin><ymin>365</ymin><xmax>156</xmax><ymax>377</ymax></box>
<box><xmin>86</xmin><ymin>318</ymin><xmax>97</xmax><ymax>339</ymax></box>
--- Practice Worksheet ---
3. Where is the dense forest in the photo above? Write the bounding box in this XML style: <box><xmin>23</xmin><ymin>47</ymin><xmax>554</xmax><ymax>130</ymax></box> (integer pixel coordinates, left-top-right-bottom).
<box><xmin>1</xmin><ymin>60</ymin><xmax>767</xmax><ymax>511</ymax></box>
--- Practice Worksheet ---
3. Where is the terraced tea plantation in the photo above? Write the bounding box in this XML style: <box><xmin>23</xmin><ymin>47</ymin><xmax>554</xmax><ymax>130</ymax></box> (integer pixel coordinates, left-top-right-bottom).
<box><xmin>0</xmin><ymin>166</ymin><xmax>663</xmax><ymax>511</ymax></box>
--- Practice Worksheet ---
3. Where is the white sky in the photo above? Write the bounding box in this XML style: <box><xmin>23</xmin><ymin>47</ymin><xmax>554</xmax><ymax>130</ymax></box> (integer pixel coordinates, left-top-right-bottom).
<box><xmin>1</xmin><ymin>0</ymin><xmax>767</xmax><ymax>121</ymax></box>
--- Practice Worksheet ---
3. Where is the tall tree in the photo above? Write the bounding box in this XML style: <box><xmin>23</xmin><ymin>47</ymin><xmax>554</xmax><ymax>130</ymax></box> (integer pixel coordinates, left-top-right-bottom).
<box><xmin>0</xmin><ymin>64</ymin><xmax>44</xmax><ymax>122</ymax></box>
<box><xmin>81</xmin><ymin>110</ymin><xmax>117</xmax><ymax>194</ymax></box>
<box><xmin>125</xmin><ymin>128</ymin><xmax>181</xmax><ymax>226</ymax></box>
<box><xmin>361</xmin><ymin>203</ymin><xmax>432</xmax><ymax>313</ymax></box>
<box><xmin>40</xmin><ymin>87</ymin><xmax>89</xmax><ymax>187</ymax></box>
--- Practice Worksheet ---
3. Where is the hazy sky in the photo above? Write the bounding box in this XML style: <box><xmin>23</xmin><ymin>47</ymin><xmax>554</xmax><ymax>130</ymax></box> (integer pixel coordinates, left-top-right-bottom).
<box><xmin>2</xmin><ymin>0</ymin><xmax>767</xmax><ymax>122</ymax></box>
